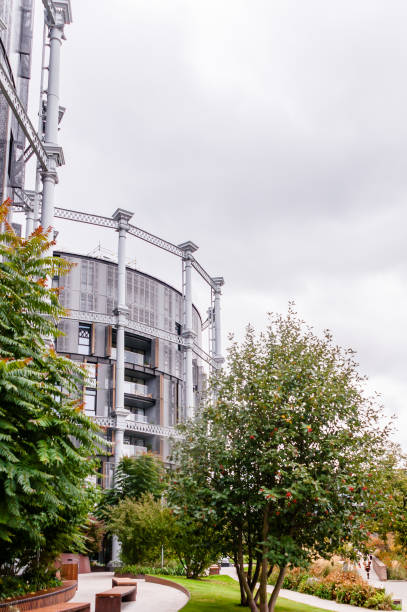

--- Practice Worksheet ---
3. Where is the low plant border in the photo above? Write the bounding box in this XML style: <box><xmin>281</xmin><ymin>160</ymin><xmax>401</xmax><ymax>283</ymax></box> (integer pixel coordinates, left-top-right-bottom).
<box><xmin>0</xmin><ymin>580</ymin><xmax>77</xmax><ymax>611</ymax></box>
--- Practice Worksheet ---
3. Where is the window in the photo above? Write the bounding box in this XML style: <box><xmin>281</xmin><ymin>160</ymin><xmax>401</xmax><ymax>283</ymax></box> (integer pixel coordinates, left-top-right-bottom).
<box><xmin>78</xmin><ymin>322</ymin><xmax>91</xmax><ymax>355</ymax></box>
<box><xmin>84</xmin><ymin>388</ymin><xmax>96</xmax><ymax>416</ymax></box>
<box><xmin>7</xmin><ymin>131</ymin><xmax>14</xmax><ymax>179</ymax></box>
<box><xmin>175</xmin><ymin>322</ymin><xmax>182</xmax><ymax>351</ymax></box>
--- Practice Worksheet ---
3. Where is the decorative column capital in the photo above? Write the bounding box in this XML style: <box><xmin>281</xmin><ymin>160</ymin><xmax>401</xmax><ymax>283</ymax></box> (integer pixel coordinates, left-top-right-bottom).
<box><xmin>44</xmin><ymin>143</ymin><xmax>65</xmax><ymax>167</ymax></box>
<box><xmin>214</xmin><ymin>355</ymin><xmax>225</xmax><ymax>368</ymax></box>
<box><xmin>178</xmin><ymin>240</ymin><xmax>198</xmax><ymax>260</ymax></box>
<box><xmin>54</xmin><ymin>1</ymin><xmax>73</xmax><ymax>25</ymax></box>
<box><xmin>114</xmin><ymin>408</ymin><xmax>129</xmax><ymax>429</ymax></box>
<box><xmin>212</xmin><ymin>276</ymin><xmax>225</xmax><ymax>293</ymax></box>
<box><xmin>182</xmin><ymin>329</ymin><xmax>197</xmax><ymax>342</ymax></box>
<box><xmin>112</xmin><ymin>208</ymin><xmax>134</xmax><ymax>232</ymax></box>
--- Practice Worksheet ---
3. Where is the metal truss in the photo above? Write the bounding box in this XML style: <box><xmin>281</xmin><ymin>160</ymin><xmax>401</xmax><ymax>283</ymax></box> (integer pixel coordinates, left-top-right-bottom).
<box><xmin>93</xmin><ymin>416</ymin><xmax>115</xmax><ymax>428</ymax></box>
<box><xmin>192</xmin><ymin>342</ymin><xmax>216</xmax><ymax>368</ymax></box>
<box><xmin>124</xmin><ymin>420</ymin><xmax>182</xmax><ymax>439</ymax></box>
<box><xmin>54</xmin><ymin>207</ymin><xmax>118</xmax><ymax>229</ymax></box>
<box><xmin>26</xmin><ymin>203</ymin><xmax>218</xmax><ymax>293</ymax></box>
<box><xmin>61</xmin><ymin>310</ymin><xmax>185</xmax><ymax>348</ymax></box>
<box><xmin>127</xmin><ymin>223</ymin><xmax>184</xmax><ymax>257</ymax></box>
<box><xmin>0</xmin><ymin>61</ymin><xmax>48</xmax><ymax>170</ymax></box>
<box><xmin>192</xmin><ymin>259</ymin><xmax>217</xmax><ymax>290</ymax></box>
<box><xmin>14</xmin><ymin>188</ymin><xmax>33</xmax><ymax>212</ymax></box>
<box><xmin>92</xmin><ymin>416</ymin><xmax>181</xmax><ymax>439</ymax></box>
<box><xmin>61</xmin><ymin>310</ymin><xmax>116</xmax><ymax>326</ymax></box>
<box><xmin>126</xmin><ymin>318</ymin><xmax>185</xmax><ymax>346</ymax></box>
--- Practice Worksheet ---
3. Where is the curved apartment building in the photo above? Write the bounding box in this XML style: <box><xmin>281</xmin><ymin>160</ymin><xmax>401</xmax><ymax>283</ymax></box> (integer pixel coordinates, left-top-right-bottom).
<box><xmin>54</xmin><ymin>250</ymin><xmax>205</xmax><ymax>486</ymax></box>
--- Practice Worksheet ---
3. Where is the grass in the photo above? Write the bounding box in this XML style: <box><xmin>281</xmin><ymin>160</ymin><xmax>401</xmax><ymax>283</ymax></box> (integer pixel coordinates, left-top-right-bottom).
<box><xmin>158</xmin><ymin>574</ymin><xmax>333</xmax><ymax>612</ymax></box>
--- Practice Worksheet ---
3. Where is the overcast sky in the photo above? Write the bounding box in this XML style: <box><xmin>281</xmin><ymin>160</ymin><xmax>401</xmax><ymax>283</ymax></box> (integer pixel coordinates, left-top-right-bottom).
<box><xmin>21</xmin><ymin>0</ymin><xmax>407</xmax><ymax>448</ymax></box>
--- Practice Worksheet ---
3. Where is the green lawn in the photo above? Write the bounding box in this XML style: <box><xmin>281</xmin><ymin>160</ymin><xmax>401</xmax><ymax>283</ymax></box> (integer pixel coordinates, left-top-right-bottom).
<box><xmin>159</xmin><ymin>574</ymin><xmax>332</xmax><ymax>612</ymax></box>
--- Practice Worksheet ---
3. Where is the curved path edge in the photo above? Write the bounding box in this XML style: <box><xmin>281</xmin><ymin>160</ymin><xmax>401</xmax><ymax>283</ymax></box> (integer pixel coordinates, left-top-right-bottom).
<box><xmin>143</xmin><ymin>575</ymin><xmax>191</xmax><ymax>606</ymax></box>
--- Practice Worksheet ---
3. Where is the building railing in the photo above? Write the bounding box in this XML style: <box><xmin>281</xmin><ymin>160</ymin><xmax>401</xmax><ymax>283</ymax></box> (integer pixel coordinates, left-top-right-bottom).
<box><xmin>111</xmin><ymin>347</ymin><xmax>145</xmax><ymax>367</ymax></box>
<box><xmin>126</xmin><ymin>412</ymin><xmax>149</xmax><ymax>424</ymax></box>
<box><xmin>124</xmin><ymin>381</ymin><xmax>150</xmax><ymax>397</ymax></box>
<box><xmin>123</xmin><ymin>444</ymin><xmax>148</xmax><ymax>457</ymax></box>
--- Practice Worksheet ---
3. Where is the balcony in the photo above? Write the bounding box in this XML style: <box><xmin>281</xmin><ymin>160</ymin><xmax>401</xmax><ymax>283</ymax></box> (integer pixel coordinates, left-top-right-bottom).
<box><xmin>111</xmin><ymin>347</ymin><xmax>145</xmax><ymax>367</ymax></box>
<box><xmin>124</xmin><ymin>381</ymin><xmax>150</xmax><ymax>397</ymax></box>
<box><xmin>123</xmin><ymin>444</ymin><xmax>148</xmax><ymax>457</ymax></box>
<box><xmin>126</xmin><ymin>412</ymin><xmax>149</xmax><ymax>424</ymax></box>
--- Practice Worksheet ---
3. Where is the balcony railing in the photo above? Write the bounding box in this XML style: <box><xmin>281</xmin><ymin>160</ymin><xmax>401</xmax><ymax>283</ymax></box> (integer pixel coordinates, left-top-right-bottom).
<box><xmin>126</xmin><ymin>412</ymin><xmax>149</xmax><ymax>424</ymax></box>
<box><xmin>111</xmin><ymin>347</ymin><xmax>145</xmax><ymax>367</ymax></box>
<box><xmin>124</xmin><ymin>381</ymin><xmax>150</xmax><ymax>397</ymax></box>
<box><xmin>123</xmin><ymin>444</ymin><xmax>148</xmax><ymax>457</ymax></box>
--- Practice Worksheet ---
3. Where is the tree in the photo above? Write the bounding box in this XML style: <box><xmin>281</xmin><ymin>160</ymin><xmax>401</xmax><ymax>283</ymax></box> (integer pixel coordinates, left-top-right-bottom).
<box><xmin>0</xmin><ymin>202</ymin><xmax>103</xmax><ymax>584</ymax></box>
<box><xmin>167</xmin><ymin>486</ymin><xmax>224</xmax><ymax>578</ymax></box>
<box><xmin>168</xmin><ymin>306</ymin><xmax>393</xmax><ymax>612</ymax></box>
<box><xmin>108</xmin><ymin>493</ymin><xmax>172</xmax><ymax>565</ymax></box>
<box><xmin>96</xmin><ymin>454</ymin><xmax>166</xmax><ymax>520</ymax></box>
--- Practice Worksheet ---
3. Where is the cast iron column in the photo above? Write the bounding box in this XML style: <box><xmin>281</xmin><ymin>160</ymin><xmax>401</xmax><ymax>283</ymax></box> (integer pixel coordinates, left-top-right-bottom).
<box><xmin>179</xmin><ymin>241</ymin><xmax>198</xmax><ymax>419</ymax></box>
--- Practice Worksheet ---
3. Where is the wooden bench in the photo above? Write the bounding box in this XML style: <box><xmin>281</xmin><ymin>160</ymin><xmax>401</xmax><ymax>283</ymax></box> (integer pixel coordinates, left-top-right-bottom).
<box><xmin>111</xmin><ymin>577</ymin><xmax>138</xmax><ymax>587</ymax></box>
<box><xmin>33</xmin><ymin>603</ymin><xmax>90</xmax><ymax>612</ymax></box>
<box><xmin>95</xmin><ymin>586</ymin><xmax>137</xmax><ymax>612</ymax></box>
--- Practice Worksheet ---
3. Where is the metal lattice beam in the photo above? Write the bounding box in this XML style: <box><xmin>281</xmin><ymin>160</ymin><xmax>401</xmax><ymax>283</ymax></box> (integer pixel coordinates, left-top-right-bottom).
<box><xmin>127</xmin><ymin>223</ymin><xmax>184</xmax><ymax>257</ymax></box>
<box><xmin>13</xmin><ymin>188</ymin><xmax>33</xmax><ymax>212</ymax></box>
<box><xmin>192</xmin><ymin>259</ymin><xmax>217</xmax><ymax>290</ymax></box>
<box><xmin>93</xmin><ymin>416</ymin><xmax>182</xmax><ymax>439</ymax></box>
<box><xmin>192</xmin><ymin>342</ymin><xmax>216</xmax><ymax>368</ymax></box>
<box><xmin>0</xmin><ymin>62</ymin><xmax>48</xmax><ymax>170</ymax></box>
<box><xmin>126</xmin><ymin>318</ymin><xmax>185</xmax><ymax>346</ymax></box>
<box><xmin>61</xmin><ymin>310</ymin><xmax>116</xmax><ymax>326</ymax></box>
<box><xmin>54</xmin><ymin>207</ymin><xmax>118</xmax><ymax>229</ymax></box>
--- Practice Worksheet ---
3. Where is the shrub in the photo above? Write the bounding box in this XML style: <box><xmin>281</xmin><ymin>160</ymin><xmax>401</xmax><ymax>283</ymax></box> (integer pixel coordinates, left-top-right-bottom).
<box><xmin>0</xmin><ymin>576</ymin><xmax>62</xmax><ymax>601</ymax></box>
<box><xmin>108</xmin><ymin>494</ymin><xmax>173</xmax><ymax>565</ymax></box>
<box><xmin>364</xmin><ymin>591</ymin><xmax>394</xmax><ymax>610</ymax></box>
<box><xmin>298</xmin><ymin>576</ymin><xmax>316</xmax><ymax>595</ymax></box>
<box><xmin>115</xmin><ymin>563</ymin><xmax>186</xmax><ymax>576</ymax></box>
<box><xmin>268</xmin><ymin>566</ymin><xmax>392</xmax><ymax>610</ymax></box>
<box><xmin>387</xmin><ymin>565</ymin><xmax>407</xmax><ymax>580</ymax></box>
<box><xmin>314</xmin><ymin>582</ymin><xmax>334</xmax><ymax>599</ymax></box>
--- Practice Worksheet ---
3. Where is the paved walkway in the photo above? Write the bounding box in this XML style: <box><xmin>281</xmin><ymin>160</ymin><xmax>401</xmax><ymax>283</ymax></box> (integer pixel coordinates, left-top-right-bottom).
<box><xmin>356</xmin><ymin>564</ymin><xmax>407</xmax><ymax>609</ymax></box>
<box><xmin>71</xmin><ymin>571</ymin><xmax>188</xmax><ymax>612</ymax></box>
<box><xmin>220</xmin><ymin>567</ymin><xmax>393</xmax><ymax>612</ymax></box>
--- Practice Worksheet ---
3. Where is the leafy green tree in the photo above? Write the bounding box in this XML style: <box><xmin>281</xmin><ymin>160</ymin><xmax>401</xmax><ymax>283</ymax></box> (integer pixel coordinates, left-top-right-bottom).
<box><xmin>0</xmin><ymin>202</ymin><xmax>103</xmax><ymax>583</ymax></box>
<box><xmin>362</xmin><ymin>449</ymin><xmax>407</xmax><ymax>554</ymax></box>
<box><xmin>168</xmin><ymin>306</ymin><xmax>393</xmax><ymax>612</ymax></box>
<box><xmin>108</xmin><ymin>493</ymin><xmax>172</xmax><ymax>564</ymax></box>
<box><xmin>166</xmin><ymin>503</ymin><xmax>224</xmax><ymax>578</ymax></box>
<box><xmin>96</xmin><ymin>454</ymin><xmax>166</xmax><ymax>519</ymax></box>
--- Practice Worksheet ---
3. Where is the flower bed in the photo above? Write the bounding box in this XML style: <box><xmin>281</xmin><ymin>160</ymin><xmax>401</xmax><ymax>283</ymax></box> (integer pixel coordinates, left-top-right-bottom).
<box><xmin>268</xmin><ymin>568</ymin><xmax>395</xmax><ymax>610</ymax></box>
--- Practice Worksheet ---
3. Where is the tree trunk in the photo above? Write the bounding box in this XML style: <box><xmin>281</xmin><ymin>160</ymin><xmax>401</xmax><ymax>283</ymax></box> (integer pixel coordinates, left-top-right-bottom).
<box><xmin>234</xmin><ymin>551</ymin><xmax>248</xmax><ymax>606</ymax></box>
<box><xmin>259</xmin><ymin>505</ymin><xmax>270</xmax><ymax>612</ymax></box>
<box><xmin>268</xmin><ymin>565</ymin><xmax>287</xmax><ymax>612</ymax></box>
<box><xmin>235</xmin><ymin>529</ymin><xmax>258</xmax><ymax>611</ymax></box>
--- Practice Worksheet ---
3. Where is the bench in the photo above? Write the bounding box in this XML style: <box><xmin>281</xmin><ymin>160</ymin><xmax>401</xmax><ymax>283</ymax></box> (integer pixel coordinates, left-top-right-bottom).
<box><xmin>34</xmin><ymin>603</ymin><xmax>90</xmax><ymax>612</ymax></box>
<box><xmin>111</xmin><ymin>577</ymin><xmax>138</xmax><ymax>588</ymax></box>
<box><xmin>95</xmin><ymin>586</ymin><xmax>137</xmax><ymax>612</ymax></box>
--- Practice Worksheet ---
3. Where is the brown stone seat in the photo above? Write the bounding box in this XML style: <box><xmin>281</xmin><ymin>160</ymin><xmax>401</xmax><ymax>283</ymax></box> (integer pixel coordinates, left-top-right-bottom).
<box><xmin>34</xmin><ymin>603</ymin><xmax>90</xmax><ymax>612</ymax></box>
<box><xmin>111</xmin><ymin>578</ymin><xmax>138</xmax><ymax>587</ymax></box>
<box><xmin>95</xmin><ymin>586</ymin><xmax>137</xmax><ymax>612</ymax></box>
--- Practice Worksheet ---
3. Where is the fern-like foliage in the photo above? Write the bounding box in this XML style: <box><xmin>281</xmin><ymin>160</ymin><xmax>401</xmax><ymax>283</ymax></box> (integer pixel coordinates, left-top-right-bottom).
<box><xmin>0</xmin><ymin>201</ymin><xmax>104</xmax><ymax>582</ymax></box>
